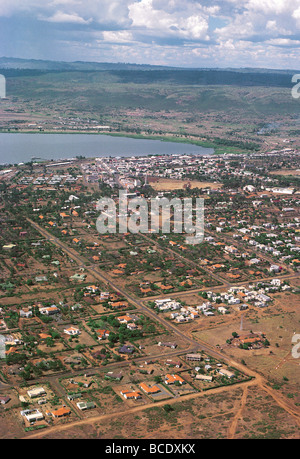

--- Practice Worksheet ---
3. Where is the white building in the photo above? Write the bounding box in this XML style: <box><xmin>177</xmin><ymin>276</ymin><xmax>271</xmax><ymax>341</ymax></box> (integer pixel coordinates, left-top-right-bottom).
<box><xmin>64</xmin><ymin>326</ymin><xmax>80</xmax><ymax>336</ymax></box>
<box><xmin>21</xmin><ymin>409</ymin><xmax>44</xmax><ymax>423</ymax></box>
<box><xmin>27</xmin><ymin>387</ymin><xmax>46</xmax><ymax>399</ymax></box>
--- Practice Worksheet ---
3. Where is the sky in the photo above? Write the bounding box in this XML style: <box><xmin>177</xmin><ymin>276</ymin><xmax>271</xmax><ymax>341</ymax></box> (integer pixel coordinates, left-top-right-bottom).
<box><xmin>0</xmin><ymin>0</ymin><xmax>300</xmax><ymax>69</ymax></box>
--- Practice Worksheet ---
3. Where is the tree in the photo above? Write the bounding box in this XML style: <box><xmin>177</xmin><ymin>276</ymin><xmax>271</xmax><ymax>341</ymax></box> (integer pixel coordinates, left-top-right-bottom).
<box><xmin>6</xmin><ymin>352</ymin><xmax>27</xmax><ymax>365</ymax></box>
<box><xmin>45</xmin><ymin>337</ymin><xmax>55</xmax><ymax>347</ymax></box>
<box><xmin>163</xmin><ymin>404</ymin><xmax>174</xmax><ymax>413</ymax></box>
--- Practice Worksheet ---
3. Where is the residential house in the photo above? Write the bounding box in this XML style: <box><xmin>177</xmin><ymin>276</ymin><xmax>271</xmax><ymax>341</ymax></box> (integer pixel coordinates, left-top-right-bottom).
<box><xmin>120</xmin><ymin>390</ymin><xmax>142</xmax><ymax>400</ymax></box>
<box><xmin>64</xmin><ymin>326</ymin><xmax>80</xmax><ymax>336</ymax></box>
<box><xmin>164</xmin><ymin>374</ymin><xmax>185</xmax><ymax>385</ymax></box>
<box><xmin>195</xmin><ymin>374</ymin><xmax>213</xmax><ymax>382</ymax></box>
<box><xmin>27</xmin><ymin>387</ymin><xmax>46</xmax><ymax>399</ymax></box>
<box><xmin>39</xmin><ymin>305</ymin><xmax>59</xmax><ymax>315</ymax></box>
<box><xmin>118</xmin><ymin>345</ymin><xmax>134</xmax><ymax>354</ymax></box>
<box><xmin>105</xmin><ymin>371</ymin><xmax>123</xmax><ymax>381</ymax></box>
<box><xmin>96</xmin><ymin>329</ymin><xmax>110</xmax><ymax>340</ymax></box>
<box><xmin>186</xmin><ymin>353</ymin><xmax>202</xmax><ymax>362</ymax></box>
<box><xmin>76</xmin><ymin>401</ymin><xmax>96</xmax><ymax>411</ymax></box>
<box><xmin>21</xmin><ymin>409</ymin><xmax>44</xmax><ymax>422</ymax></box>
<box><xmin>139</xmin><ymin>383</ymin><xmax>161</xmax><ymax>395</ymax></box>
<box><xmin>20</xmin><ymin>308</ymin><xmax>33</xmax><ymax>318</ymax></box>
<box><xmin>51</xmin><ymin>406</ymin><xmax>71</xmax><ymax>418</ymax></box>
<box><xmin>0</xmin><ymin>396</ymin><xmax>10</xmax><ymax>405</ymax></box>
<box><xmin>219</xmin><ymin>369</ymin><xmax>235</xmax><ymax>379</ymax></box>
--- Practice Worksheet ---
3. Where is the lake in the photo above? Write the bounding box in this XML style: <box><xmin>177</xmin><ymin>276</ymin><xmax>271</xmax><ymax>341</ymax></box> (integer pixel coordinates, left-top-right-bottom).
<box><xmin>0</xmin><ymin>133</ymin><xmax>213</xmax><ymax>164</ymax></box>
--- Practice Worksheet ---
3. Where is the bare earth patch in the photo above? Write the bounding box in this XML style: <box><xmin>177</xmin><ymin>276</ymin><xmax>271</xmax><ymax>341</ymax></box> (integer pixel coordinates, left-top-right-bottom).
<box><xmin>148</xmin><ymin>177</ymin><xmax>223</xmax><ymax>191</ymax></box>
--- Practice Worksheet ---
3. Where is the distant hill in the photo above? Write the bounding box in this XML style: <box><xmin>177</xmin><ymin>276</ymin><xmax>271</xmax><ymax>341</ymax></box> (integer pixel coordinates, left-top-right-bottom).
<box><xmin>111</xmin><ymin>69</ymin><xmax>296</xmax><ymax>87</ymax></box>
<box><xmin>0</xmin><ymin>56</ymin><xmax>299</xmax><ymax>73</ymax></box>
<box><xmin>0</xmin><ymin>57</ymin><xmax>298</xmax><ymax>87</ymax></box>
<box><xmin>0</xmin><ymin>57</ymin><xmax>176</xmax><ymax>71</ymax></box>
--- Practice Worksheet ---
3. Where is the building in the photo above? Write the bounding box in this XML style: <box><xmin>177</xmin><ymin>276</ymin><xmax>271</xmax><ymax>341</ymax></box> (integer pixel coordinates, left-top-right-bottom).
<box><xmin>186</xmin><ymin>353</ymin><xmax>202</xmax><ymax>362</ymax></box>
<box><xmin>67</xmin><ymin>393</ymin><xmax>82</xmax><ymax>401</ymax></box>
<box><xmin>195</xmin><ymin>374</ymin><xmax>213</xmax><ymax>382</ymax></box>
<box><xmin>165</xmin><ymin>359</ymin><xmax>182</xmax><ymax>368</ymax></box>
<box><xmin>39</xmin><ymin>305</ymin><xmax>59</xmax><ymax>315</ymax></box>
<box><xmin>20</xmin><ymin>308</ymin><xmax>33</xmax><ymax>318</ymax></box>
<box><xmin>100</xmin><ymin>291</ymin><xmax>110</xmax><ymax>300</ymax></box>
<box><xmin>51</xmin><ymin>406</ymin><xmax>71</xmax><ymax>418</ymax></box>
<box><xmin>85</xmin><ymin>285</ymin><xmax>99</xmax><ymax>294</ymax></box>
<box><xmin>269</xmin><ymin>264</ymin><xmax>280</xmax><ymax>273</ymax></box>
<box><xmin>64</xmin><ymin>326</ymin><xmax>80</xmax><ymax>336</ymax></box>
<box><xmin>117</xmin><ymin>315</ymin><xmax>134</xmax><ymax>324</ymax></box>
<box><xmin>105</xmin><ymin>371</ymin><xmax>123</xmax><ymax>381</ymax></box>
<box><xmin>0</xmin><ymin>396</ymin><xmax>10</xmax><ymax>404</ymax></box>
<box><xmin>139</xmin><ymin>383</ymin><xmax>161</xmax><ymax>394</ymax></box>
<box><xmin>118</xmin><ymin>345</ymin><xmax>134</xmax><ymax>354</ymax></box>
<box><xmin>164</xmin><ymin>374</ymin><xmax>185</xmax><ymax>385</ymax></box>
<box><xmin>120</xmin><ymin>390</ymin><xmax>142</xmax><ymax>400</ymax></box>
<box><xmin>76</xmin><ymin>401</ymin><xmax>96</xmax><ymax>411</ymax></box>
<box><xmin>96</xmin><ymin>329</ymin><xmax>110</xmax><ymax>340</ymax></box>
<box><xmin>219</xmin><ymin>369</ymin><xmax>235</xmax><ymax>379</ymax></box>
<box><xmin>27</xmin><ymin>387</ymin><xmax>46</xmax><ymax>399</ymax></box>
<box><xmin>21</xmin><ymin>409</ymin><xmax>44</xmax><ymax>423</ymax></box>
<box><xmin>70</xmin><ymin>274</ymin><xmax>86</xmax><ymax>282</ymax></box>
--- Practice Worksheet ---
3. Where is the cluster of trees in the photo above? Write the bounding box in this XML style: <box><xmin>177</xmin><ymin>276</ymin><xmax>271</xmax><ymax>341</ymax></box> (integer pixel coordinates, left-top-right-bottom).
<box><xmin>87</xmin><ymin>313</ymin><xmax>156</xmax><ymax>348</ymax></box>
<box><xmin>19</xmin><ymin>359</ymin><xmax>65</xmax><ymax>380</ymax></box>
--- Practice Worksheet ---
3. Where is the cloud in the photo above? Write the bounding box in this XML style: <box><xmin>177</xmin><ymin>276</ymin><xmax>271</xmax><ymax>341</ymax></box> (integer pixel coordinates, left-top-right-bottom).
<box><xmin>128</xmin><ymin>0</ymin><xmax>210</xmax><ymax>40</ymax></box>
<box><xmin>214</xmin><ymin>0</ymin><xmax>300</xmax><ymax>41</ymax></box>
<box><xmin>0</xmin><ymin>0</ymin><xmax>132</xmax><ymax>27</ymax></box>
<box><xmin>266</xmin><ymin>38</ymin><xmax>300</xmax><ymax>47</ymax></box>
<box><xmin>102</xmin><ymin>30</ymin><xmax>135</xmax><ymax>44</ymax></box>
<box><xmin>0</xmin><ymin>0</ymin><xmax>299</xmax><ymax>68</ymax></box>
<box><xmin>40</xmin><ymin>11</ymin><xmax>93</xmax><ymax>24</ymax></box>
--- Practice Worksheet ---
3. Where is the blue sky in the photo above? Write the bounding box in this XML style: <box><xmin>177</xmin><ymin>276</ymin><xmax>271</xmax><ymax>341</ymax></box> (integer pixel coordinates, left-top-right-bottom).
<box><xmin>0</xmin><ymin>0</ymin><xmax>300</xmax><ymax>69</ymax></box>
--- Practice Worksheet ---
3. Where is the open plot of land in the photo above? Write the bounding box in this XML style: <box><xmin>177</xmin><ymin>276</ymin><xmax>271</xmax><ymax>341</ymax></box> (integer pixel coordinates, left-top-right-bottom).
<box><xmin>149</xmin><ymin>177</ymin><xmax>223</xmax><ymax>191</ymax></box>
<box><xmin>16</xmin><ymin>383</ymin><xmax>299</xmax><ymax>439</ymax></box>
<box><xmin>193</xmin><ymin>305</ymin><xmax>300</xmax><ymax>402</ymax></box>
<box><xmin>269</xmin><ymin>169</ymin><xmax>300</xmax><ymax>176</ymax></box>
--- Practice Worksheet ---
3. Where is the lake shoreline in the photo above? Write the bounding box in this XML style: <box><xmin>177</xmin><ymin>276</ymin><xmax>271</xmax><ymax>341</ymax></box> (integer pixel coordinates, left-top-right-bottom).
<box><xmin>0</xmin><ymin>129</ymin><xmax>255</xmax><ymax>155</ymax></box>
<box><xmin>0</xmin><ymin>131</ymin><xmax>214</xmax><ymax>165</ymax></box>
<box><xmin>0</xmin><ymin>128</ymin><xmax>215</xmax><ymax>149</ymax></box>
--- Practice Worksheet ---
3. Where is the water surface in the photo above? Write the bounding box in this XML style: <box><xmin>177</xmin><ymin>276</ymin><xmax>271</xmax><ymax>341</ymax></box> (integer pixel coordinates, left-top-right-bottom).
<box><xmin>0</xmin><ymin>133</ymin><xmax>214</xmax><ymax>164</ymax></box>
